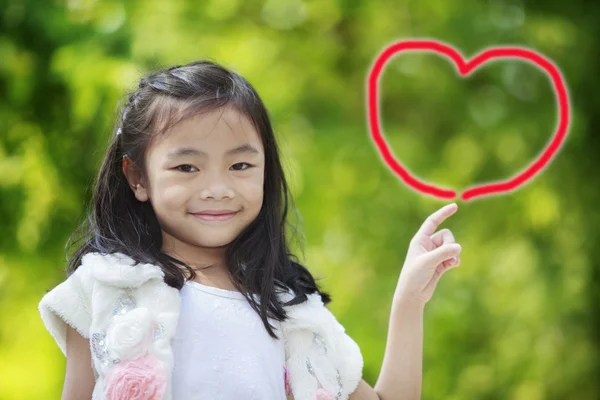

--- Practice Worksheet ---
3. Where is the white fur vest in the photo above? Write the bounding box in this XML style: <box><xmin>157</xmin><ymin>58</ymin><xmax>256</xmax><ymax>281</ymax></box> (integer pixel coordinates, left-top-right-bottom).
<box><xmin>38</xmin><ymin>252</ymin><xmax>363</xmax><ymax>400</ymax></box>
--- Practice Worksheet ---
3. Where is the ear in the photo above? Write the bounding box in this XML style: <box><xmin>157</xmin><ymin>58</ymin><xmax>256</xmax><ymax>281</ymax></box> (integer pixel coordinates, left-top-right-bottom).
<box><xmin>122</xmin><ymin>155</ymin><xmax>150</xmax><ymax>202</ymax></box>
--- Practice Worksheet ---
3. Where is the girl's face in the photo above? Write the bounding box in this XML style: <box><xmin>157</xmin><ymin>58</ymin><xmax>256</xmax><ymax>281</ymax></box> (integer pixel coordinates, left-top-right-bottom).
<box><xmin>132</xmin><ymin>105</ymin><xmax>265</xmax><ymax>265</ymax></box>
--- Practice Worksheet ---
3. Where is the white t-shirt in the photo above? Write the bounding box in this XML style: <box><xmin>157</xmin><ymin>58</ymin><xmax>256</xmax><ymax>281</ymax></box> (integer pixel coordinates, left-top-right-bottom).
<box><xmin>171</xmin><ymin>280</ymin><xmax>288</xmax><ymax>400</ymax></box>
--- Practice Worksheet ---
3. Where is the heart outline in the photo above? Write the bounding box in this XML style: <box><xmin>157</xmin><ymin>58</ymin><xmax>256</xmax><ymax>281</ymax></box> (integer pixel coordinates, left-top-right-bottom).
<box><xmin>367</xmin><ymin>39</ymin><xmax>570</xmax><ymax>201</ymax></box>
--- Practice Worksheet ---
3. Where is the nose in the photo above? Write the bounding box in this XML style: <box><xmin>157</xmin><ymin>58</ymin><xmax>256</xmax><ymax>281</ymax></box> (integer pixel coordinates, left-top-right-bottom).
<box><xmin>198</xmin><ymin>169</ymin><xmax>235</xmax><ymax>200</ymax></box>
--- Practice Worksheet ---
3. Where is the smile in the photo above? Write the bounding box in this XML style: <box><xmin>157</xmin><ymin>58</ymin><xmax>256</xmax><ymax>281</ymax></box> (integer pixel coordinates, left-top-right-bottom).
<box><xmin>190</xmin><ymin>212</ymin><xmax>238</xmax><ymax>222</ymax></box>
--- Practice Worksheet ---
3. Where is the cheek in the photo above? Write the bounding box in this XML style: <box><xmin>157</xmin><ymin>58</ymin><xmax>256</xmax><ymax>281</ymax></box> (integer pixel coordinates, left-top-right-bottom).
<box><xmin>240</xmin><ymin>177</ymin><xmax>264</xmax><ymax>204</ymax></box>
<box><xmin>163</xmin><ymin>188</ymin><xmax>189</xmax><ymax>208</ymax></box>
<box><xmin>152</xmin><ymin>180</ymin><xmax>190</xmax><ymax>209</ymax></box>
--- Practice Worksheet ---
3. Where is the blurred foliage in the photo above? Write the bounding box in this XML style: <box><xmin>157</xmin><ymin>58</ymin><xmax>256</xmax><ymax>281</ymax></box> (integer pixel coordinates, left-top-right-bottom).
<box><xmin>1</xmin><ymin>0</ymin><xmax>599</xmax><ymax>399</ymax></box>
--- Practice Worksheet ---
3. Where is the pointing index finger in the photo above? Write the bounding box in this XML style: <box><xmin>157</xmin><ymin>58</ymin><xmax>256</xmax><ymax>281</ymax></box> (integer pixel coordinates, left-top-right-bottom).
<box><xmin>416</xmin><ymin>203</ymin><xmax>458</xmax><ymax>238</ymax></box>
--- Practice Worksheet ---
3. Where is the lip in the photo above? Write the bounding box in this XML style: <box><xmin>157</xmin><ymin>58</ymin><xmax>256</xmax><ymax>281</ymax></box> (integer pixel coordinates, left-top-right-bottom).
<box><xmin>193</xmin><ymin>209</ymin><xmax>238</xmax><ymax>216</ymax></box>
<box><xmin>191</xmin><ymin>211</ymin><xmax>238</xmax><ymax>222</ymax></box>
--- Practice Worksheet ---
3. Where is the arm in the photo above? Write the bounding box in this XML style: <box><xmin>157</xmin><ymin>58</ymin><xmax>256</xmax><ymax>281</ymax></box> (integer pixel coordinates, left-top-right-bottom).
<box><xmin>353</xmin><ymin>203</ymin><xmax>462</xmax><ymax>400</ymax></box>
<box><xmin>61</xmin><ymin>325</ymin><xmax>95</xmax><ymax>400</ymax></box>
<box><xmin>342</xmin><ymin>298</ymin><xmax>424</xmax><ymax>400</ymax></box>
<box><xmin>371</xmin><ymin>297</ymin><xmax>424</xmax><ymax>400</ymax></box>
<box><xmin>287</xmin><ymin>204</ymin><xmax>461</xmax><ymax>400</ymax></box>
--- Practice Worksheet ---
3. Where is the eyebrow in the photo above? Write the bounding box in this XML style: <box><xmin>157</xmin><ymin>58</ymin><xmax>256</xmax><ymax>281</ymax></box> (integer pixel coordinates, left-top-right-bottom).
<box><xmin>166</xmin><ymin>144</ymin><xmax>261</xmax><ymax>160</ymax></box>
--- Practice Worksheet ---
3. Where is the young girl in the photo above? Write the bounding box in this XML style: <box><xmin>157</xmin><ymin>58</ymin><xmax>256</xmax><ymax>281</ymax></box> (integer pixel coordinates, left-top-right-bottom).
<box><xmin>38</xmin><ymin>60</ymin><xmax>463</xmax><ymax>400</ymax></box>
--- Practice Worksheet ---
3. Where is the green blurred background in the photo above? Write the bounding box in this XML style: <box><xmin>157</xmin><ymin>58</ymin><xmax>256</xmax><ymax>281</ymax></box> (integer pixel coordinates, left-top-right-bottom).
<box><xmin>1</xmin><ymin>0</ymin><xmax>598</xmax><ymax>398</ymax></box>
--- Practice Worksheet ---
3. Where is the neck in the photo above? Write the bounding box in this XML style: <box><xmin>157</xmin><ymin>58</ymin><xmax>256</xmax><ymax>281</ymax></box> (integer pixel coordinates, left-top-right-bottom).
<box><xmin>160</xmin><ymin>236</ymin><xmax>237</xmax><ymax>291</ymax></box>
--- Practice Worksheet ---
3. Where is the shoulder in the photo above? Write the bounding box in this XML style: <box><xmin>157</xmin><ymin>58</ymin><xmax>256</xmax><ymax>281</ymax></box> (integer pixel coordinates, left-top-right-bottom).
<box><xmin>38</xmin><ymin>251</ymin><xmax>168</xmax><ymax>355</ymax></box>
<box><xmin>80</xmin><ymin>251</ymin><xmax>165</xmax><ymax>288</ymax></box>
<box><xmin>53</xmin><ymin>251</ymin><xmax>166</xmax><ymax>297</ymax></box>
<box><xmin>279</xmin><ymin>288</ymin><xmax>348</xmax><ymax>338</ymax></box>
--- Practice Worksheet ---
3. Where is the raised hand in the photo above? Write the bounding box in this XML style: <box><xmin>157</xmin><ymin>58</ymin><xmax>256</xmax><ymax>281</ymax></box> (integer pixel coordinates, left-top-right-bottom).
<box><xmin>395</xmin><ymin>203</ymin><xmax>462</xmax><ymax>306</ymax></box>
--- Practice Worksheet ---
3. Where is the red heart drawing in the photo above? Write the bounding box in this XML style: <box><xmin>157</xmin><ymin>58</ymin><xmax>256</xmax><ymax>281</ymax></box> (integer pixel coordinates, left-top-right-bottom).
<box><xmin>367</xmin><ymin>39</ymin><xmax>570</xmax><ymax>201</ymax></box>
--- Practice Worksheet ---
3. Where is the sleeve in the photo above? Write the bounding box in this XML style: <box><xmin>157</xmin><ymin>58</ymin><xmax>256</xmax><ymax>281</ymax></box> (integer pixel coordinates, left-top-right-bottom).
<box><xmin>283</xmin><ymin>293</ymin><xmax>364</xmax><ymax>400</ymax></box>
<box><xmin>38</xmin><ymin>264</ymin><xmax>93</xmax><ymax>356</ymax></box>
<box><xmin>322</xmin><ymin>306</ymin><xmax>364</xmax><ymax>397</ymax></box>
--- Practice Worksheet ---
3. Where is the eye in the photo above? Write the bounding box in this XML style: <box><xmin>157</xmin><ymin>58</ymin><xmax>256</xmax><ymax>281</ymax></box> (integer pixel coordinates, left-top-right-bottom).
<box><xmin>231</xmin><ymin>162</ymin><xmax>252</xmax><ymax>171</ymax></box>
<box><xmin>175</xmin><ymin>164</ymin><xmax>197</xmax><ymax>173</ymax></box>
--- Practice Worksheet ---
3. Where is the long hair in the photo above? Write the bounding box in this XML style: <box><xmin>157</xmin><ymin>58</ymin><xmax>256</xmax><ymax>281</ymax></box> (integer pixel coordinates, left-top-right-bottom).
<box><xmin>65</xmin><ymin>60</ymin><xmax>331</xmax><ymax>339</ymax></box>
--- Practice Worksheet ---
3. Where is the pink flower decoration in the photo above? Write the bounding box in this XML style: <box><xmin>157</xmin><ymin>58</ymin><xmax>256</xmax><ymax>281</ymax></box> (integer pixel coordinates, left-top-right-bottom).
<box><xmin>315</xmin><ymin>388</ymin><xmax>335</xmax><ymax>400</ymax></box>
<box><xmin>283</xmin><ymin>365</ymin><xmax>291</xmax><ymax>395</ymax></box>
<box><xmin>104</xmin><ymin>353</ymin><xmax>167</xmax><ymax>400</ymax></box>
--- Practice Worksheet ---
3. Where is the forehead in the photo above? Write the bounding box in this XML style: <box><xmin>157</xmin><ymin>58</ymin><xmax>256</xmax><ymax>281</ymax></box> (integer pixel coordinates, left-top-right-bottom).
<box><xmin>149</xmin><ymin>106</ymin><xmax>263</xmax><ymax>156</ymax></box>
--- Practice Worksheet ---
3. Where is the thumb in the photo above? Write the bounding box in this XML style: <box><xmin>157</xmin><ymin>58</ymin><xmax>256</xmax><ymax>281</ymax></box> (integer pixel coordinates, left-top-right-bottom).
<box><xmin>420</xmin><ymin>243</ymin><xmax>462</xmax><ymax>268</ymax></box>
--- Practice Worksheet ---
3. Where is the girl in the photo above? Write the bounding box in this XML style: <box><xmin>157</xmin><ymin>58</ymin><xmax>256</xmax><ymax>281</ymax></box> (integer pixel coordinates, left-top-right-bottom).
<box><xmin>38</xmin><ymin>60</ymin><xmax>462</xmax><ymax>400</ymax></box>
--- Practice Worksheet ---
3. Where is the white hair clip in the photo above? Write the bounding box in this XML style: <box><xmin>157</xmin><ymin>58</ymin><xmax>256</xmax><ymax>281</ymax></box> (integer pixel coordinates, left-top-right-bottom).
<box><xmin>116</xmin><ymin>128</ymin><xmax>122</xmax><ymax>136</ymax></box>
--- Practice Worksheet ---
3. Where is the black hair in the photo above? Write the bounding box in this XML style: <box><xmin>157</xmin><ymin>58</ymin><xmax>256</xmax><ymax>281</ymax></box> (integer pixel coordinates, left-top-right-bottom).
<box><xmin>65</xmin><ymin>59</ymin><xmax>331</xmax><ymax>339</ymax></box>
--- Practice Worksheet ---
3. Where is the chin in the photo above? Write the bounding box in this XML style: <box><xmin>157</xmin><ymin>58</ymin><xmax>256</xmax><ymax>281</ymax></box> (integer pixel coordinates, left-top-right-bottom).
<box><xmin>195</xmin><ymin>236</ymin><xmax>237</xmax><ymax>248</ymax></box>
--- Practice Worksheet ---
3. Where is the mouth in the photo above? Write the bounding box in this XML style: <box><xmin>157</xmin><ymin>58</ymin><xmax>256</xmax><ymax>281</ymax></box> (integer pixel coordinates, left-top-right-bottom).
<box><xmin>190</xmin><ymin>211</ymin><xmax>238</xmax><ymax>222</ymax></box>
